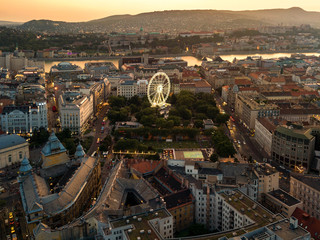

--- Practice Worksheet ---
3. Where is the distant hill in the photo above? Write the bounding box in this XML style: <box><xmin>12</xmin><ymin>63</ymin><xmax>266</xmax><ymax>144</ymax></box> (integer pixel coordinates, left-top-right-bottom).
<box><xmin>16</xmin><ymin>7</ymin><xmax>320</xmax><ymax>34</ymax></box>
<box><xmin>0</xmin><ymin>20</ymin><xmax>22</xmax><ymax>26</ymax></box>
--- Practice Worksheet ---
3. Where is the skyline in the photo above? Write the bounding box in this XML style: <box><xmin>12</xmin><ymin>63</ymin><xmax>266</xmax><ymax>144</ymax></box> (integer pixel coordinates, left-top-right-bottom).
<box><xmin>1</xmin><ymin>0</ymin><xmax>320</xmax><ymax>22</ymax></box>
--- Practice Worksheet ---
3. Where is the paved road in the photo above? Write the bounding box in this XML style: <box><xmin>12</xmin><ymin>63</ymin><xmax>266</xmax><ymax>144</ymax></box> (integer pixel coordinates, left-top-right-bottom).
<box><xmin>87</xmin><ymin>105</ymin><xmax>110</xmax><ymax>156</ymax></box>
<box><xmin>214</xmin><ymin>94</ymin><xmax>290</xmax><ymax>191</ymax></box>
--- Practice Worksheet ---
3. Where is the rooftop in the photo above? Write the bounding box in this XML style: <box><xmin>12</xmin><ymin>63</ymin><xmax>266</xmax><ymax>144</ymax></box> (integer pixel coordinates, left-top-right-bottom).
<box><xmin>254</xmin><ymin>163</ymin><xmax>278</xmax><ymax>176</ymax></box>
<box><xmin>292</xmin><ymin>207</ymin><xmax>320</xmax><ymax>239</ymax></box>
<box><xmin>130</xmin><ymin>160</ymin><xmax>160</xmax><ymax>175</ymax></box>
<box><xmin>0</xmin><ymin>134</ymin><xmax>27</xmax><ymax>150</ymax></box>
<box><xmin>110</xmin><ymin>208</ymin><xmax>171</xmax><ymax>240</ymax></box>
<box><xmin>275</xmin><ymin>126</ymin><xmax>314</xmax><ymax>141</ymax></box>
<box><xmin>219</xmin><ymin>190</ymin><xmax>281</xmax><ymax>231</ymax></box>
<box><xmin>291</xmin><ymin>173</ymin><xmax>320</xmax><ymax>192</ymax></box>
<box><xmin>41</xmin><ymin>132</ymin><xmax>66</xmax><ymax>157</ymax></box>
<box><xmin>267</xmin><ymin>189</ymin><xmax>301</xmax><ymax>206</ymax></box>
<box><xmin>164</xmin><ymin>189</ymin><xmax>193</xmax><ymax>209</ymax></box>
<box><xmin>266</xmin><ymin>220</ymin><xmax>310</xmax><ymax>240</ymax></box>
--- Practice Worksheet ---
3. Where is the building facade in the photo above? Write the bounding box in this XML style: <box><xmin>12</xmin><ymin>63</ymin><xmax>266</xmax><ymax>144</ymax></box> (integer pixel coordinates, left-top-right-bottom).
<box><xmin>254</xmin><ymin>118</ymin><xmax>276</xmax><ymax>156</ymax></box>
<box><xmin>271</xmin><ymin>126</ymin><xmax>315</xmax><ymax>171</ymax></box>
<box><xmin>59</xmin><ymin>91</ymin><xmax>93</xmax><ymax>134</ymax></box>
<box><xmin>1</xmin><ymin>101</ymin><xmax>48</xmax><ymax>134</ymax></box>
<box><xmin>290</xmin><ymin>174</ymin><xmax>320</xmax><ymax>220</ymax></box>
<box><xmin>0</xmin><ymin>134</ymin><xmax>29</xmax><ymax>169</ymax></box>
<box><xmin>235</xmin><ymin>94</ymin><xmax>280</xmax><ymax>130</ymax></box>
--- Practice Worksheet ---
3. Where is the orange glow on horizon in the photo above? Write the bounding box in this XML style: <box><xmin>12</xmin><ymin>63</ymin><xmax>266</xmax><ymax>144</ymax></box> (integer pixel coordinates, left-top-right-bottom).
<box><xmin>1</xmin><ymin>0</ymin><xmax>320</xmax><ymax>22</ymax></box>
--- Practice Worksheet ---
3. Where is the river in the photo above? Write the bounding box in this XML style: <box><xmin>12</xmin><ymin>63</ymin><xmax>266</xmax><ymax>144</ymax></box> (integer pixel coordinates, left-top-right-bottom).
<box><xmin>43</xmin><ymin>52</ymin><xmax>320</xmax><ymax>73</ymax></box>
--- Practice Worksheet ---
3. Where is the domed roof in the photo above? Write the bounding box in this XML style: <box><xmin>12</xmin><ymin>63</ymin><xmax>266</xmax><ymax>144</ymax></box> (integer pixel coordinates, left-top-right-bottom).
<box><xmin>58</xmin><ymin>62</ymin><xmax>72</xmax><ymax>67</ymax></box>
<box><xmin>75</xmin><ymin>143</ymin><xmax>85</xmax><ymax>158</ymax></box>
<box><xmin>19</xmin><ymin>156</ymin><xmax>32</xmax><ymax>173</ymax></box>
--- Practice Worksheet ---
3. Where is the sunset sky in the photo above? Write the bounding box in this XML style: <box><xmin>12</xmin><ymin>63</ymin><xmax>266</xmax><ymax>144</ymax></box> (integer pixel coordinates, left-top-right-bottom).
<box><xmin>1</xmin><ymin>0</ymin><xmax>320</xmax><ymax>22</ymax></box>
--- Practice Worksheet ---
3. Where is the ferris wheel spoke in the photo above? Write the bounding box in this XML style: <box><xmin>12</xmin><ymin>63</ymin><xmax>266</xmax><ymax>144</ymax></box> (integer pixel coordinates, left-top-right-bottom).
<box><xmin>160</xmin><ymin>93</ymin><xmax>164</xmax><ymax>103</ymax></box>
<box><xmin>149</xmin><ymin>91</ymin><xmax>156</xmax><ymax>96</ymax></box>
<box><xmin>152</xmin><ymin>93</ymin><xmax>158</xmax><ymax>103</ymax></box>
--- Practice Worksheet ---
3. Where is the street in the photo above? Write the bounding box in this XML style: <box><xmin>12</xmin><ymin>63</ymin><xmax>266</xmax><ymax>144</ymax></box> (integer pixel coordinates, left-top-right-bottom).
<box><xmin>214</xmin><ymin>93</ymin><xmax>291</xmax><ymax>192</ymax></box>
<box><xmin>87</xmin><ymin>104</ymin><xmax>111</xmax><ymax>156</ymax></box>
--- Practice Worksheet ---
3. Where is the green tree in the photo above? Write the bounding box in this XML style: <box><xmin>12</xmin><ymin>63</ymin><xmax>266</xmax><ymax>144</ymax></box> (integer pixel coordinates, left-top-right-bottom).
<box><xmin>207</xmin><ymin>106</ymin><xmax>219</xmax><ymax>119</ymax></box>
<box><xmin>62</xmin><ymin>138</ymin><xmax>76</xmax><ymax>155</ymax></box>
<box><xmin>194</xmin><ymin>119</ymin><xmax>204</xmax><ymax>128</ymax></box>
<box><xmin>215</xmin><ymin>113</ymin><xmax>230</xmax><ymax>125</ymax></box>
<box><xmin>210</xmin><ymin>153</ymin><xmax>219</xmax><ymax>162</ymax></box>
<box><xmin>100</xmin><ymin>135</ymin><xmax>112</xmax><ymax>152</ymax></box>
<box><xmin>30</xmin><ymin>127</ymin><xmax>49</xmax><ymax>147</ymax></box>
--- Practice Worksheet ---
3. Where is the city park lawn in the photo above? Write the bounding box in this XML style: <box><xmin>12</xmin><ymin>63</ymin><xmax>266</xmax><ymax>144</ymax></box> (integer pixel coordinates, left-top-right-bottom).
<box><xmin>141</xmin><ymin>140</ymin><xmax>210</xmax><ymax>151</ymax></box>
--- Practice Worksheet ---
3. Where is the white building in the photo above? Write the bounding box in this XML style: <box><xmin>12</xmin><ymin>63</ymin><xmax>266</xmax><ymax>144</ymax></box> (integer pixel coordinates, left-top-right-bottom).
<box><xmin>190</xmin><ymin>185</ymin><xmax>275</xmax><ymax>232</ymax></box>
<box><xmin>103</xmin><ymin>209</ymin><xmax>173</xmax><ymax>240</ymax></box>
<box><xmin>0</xmin><ymin>53</ymin><xmax>44</xmax><ymax>72</ymax></box>
<box><xmin>255</xmin><ymin>118</ymin><xmax>276</xmax><ymax>156</ymax></box>
<box><xmin>0</xmin><ymin>134</ymin><xmax>29</xmax><ymax>169</ymax></box>
<box><xmin>59</xmin><ymin>91</ymin><xmax>93</xmax><ymax>134</ymax></box>
<box><xmin>117</xmin><ymin>79</ymin><xmax>148</xmax><ymax>98</ymax></box>
<box><xmin>0</xmin><ymin>101</ymin><xmax>48</xmax><ymax>134</ymax></box>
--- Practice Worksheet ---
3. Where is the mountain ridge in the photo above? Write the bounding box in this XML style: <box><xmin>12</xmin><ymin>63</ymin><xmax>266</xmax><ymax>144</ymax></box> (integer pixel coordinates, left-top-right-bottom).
<box><xmin>14</xmin><ymin>7</ymin><xmax>320</xmax><ymax>33</ymax></box>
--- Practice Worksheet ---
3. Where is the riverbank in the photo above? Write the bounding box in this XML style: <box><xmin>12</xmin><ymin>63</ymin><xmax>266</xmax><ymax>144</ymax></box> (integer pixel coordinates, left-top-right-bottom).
<box><xmin>217</xmin><ymin>49</ymin><xmax>320</xmax><ymax>57</ymax></box>
<box><xmin>33</xmin><ymin>49</ymin><xmax>320</xmax><ymax>62</ymax></box>
<box><xmin>33</xmin><ymin>53</ymin><xmax>193</xmax><ymax>62</ymax></box>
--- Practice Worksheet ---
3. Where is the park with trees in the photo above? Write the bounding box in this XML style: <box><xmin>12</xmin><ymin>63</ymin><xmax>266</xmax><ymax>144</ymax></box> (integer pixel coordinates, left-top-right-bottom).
<box><xmin>107</xmin><ymin>91</ymin><xmax>235</xmax><ymax>159</ymax></box>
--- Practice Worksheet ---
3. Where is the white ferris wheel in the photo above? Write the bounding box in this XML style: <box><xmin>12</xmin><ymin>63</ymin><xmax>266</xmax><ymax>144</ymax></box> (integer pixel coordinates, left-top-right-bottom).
<box><xmin>147</xmin><ymin>72</ymin><xmax>171</xmax><ymax>107</ymax></box>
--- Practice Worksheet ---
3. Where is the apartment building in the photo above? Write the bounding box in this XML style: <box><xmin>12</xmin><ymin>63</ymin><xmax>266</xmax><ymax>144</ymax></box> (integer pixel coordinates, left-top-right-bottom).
<box><xmin>235</xmin><ymin>94</ymin><xmax>280</xmax><ymax>130</ymax></box>
<box><xmin>253</xmin><ymin>163</ymin><xmax>279</xmax><ymax>201</ymax></box>
<box><xmin>290</xmin><ymin>174</ymin><xmax>320</xmax><ymax>220</ymax></box>
<box><xmin>190</xmin><ymin>184</ymin><xmax>279</xmax><ymax>232</ymax></box>
<box><xmin>271</xmin><ymin>126</ymin><xmax>315</xmax><ymax>171</ymax></box>
<box><xmin>59</xmin><ymin>91</ymin><xmax>93</xmax><ymax>134</ymax></box>
<box><xmin>102</xmin><ymin>208</ymin><xmax>173</xmax><ymax>240</ymax></box>
<box><xmin>262</xmin><ymin>189</ymin><xmax>302</xmax><ymax>217</ymax></box>
<box><xmin>117</xmin><ymin>79</ymin><xmax>148</xmax><ymax>98</ymax></box>
<box><xmin>255</xmin><ymin>118</ymin><xmax>277</xmax><ymax>156</ymax></box>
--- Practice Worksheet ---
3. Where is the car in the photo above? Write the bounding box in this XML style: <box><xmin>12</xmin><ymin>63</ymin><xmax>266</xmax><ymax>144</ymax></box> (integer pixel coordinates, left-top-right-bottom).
<box><xmin>12</xmin><ymin>234</ymin><xmax>17</xmax><ymax>240</ymax></box>
<box><xmin>243</xmin><ymin>141</ymin><xmax>246</xmax><ymax>145</ymax></box>
<box><xmin>9</xmin><ymin>212</ymin><xmax>13</xmax><ymax>219</ymax></box>
<box><xmin>237</xmin><ymin>140</ymin><xmax>241</xmax><ymax>144</ymax></box>
<box><xmin>10</xmin><ymin>226</ymin><xmax>15</xmax><ymax>233</ymax></box>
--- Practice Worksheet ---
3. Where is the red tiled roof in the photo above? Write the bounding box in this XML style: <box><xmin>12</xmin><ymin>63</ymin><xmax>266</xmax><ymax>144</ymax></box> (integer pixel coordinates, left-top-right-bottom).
<box><xmin>270</xmin><ymin>76</ymin><xmax>285</xmax><ymax>83</ymax></box>
<box><xmin>292</xmin><ymin>208</ymin><xmax>320</xmax><ymax>239</ymax></box>
<box><xmin>194</xmin><ymin>79</ymin><xmax>211</xmax><ymax>88</ymax></box>
<box><xmin>235</xmin><ymin>78</ymin><xmax>252</xmax><ymax>86</ymax></box>
<box><xmin>130</xmin><ymin>161</ymin><xmax>160</xmax><ymax>174</ymax></box>
<box><xmin>239</xmin><ymin>87</ymin><xmax>259</xmax><ymax>92</ymax></box>
<box><xmin>290</xmin><ymin>91</ymin><xmax>319</xmax><ymax>97</ymax></box>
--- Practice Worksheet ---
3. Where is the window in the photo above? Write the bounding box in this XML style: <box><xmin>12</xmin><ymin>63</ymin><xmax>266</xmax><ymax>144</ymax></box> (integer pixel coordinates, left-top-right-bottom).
<box><xmin>19</xmin><ymin>151</ymin><xmax>23</xmax><ymax>159</ymax></box>
<box><xmin>8</xmin><ymin>155</ymin><xmax>12</xmax><ymax>163</ymax></box>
